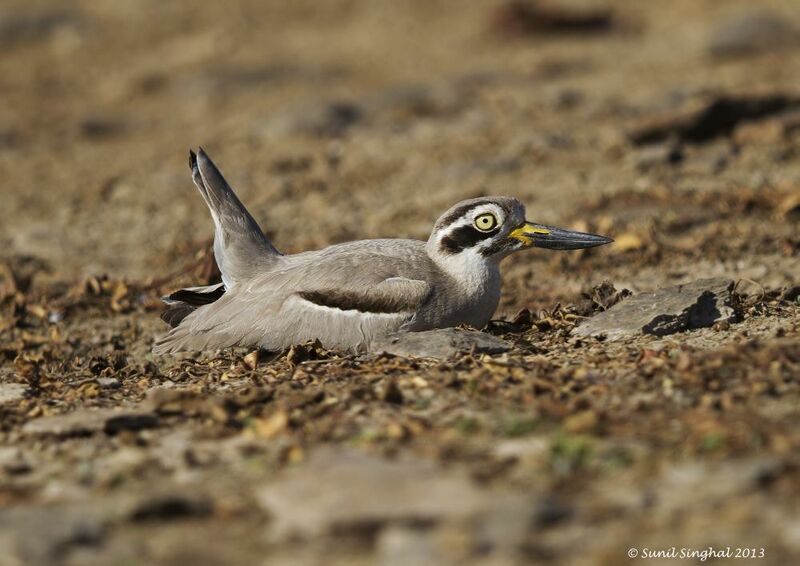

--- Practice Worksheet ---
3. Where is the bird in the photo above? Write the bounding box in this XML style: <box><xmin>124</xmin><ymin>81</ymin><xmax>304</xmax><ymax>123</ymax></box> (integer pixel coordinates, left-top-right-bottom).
<box><xmin>153</xmin><ymin>149</ymin><xmax>612</xmax><ymax>354</ymax></box>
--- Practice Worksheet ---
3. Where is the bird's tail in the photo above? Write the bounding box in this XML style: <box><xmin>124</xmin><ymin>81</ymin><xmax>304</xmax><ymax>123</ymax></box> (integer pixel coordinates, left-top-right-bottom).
<box><xmin>190</xmin><ymin>148</ymin><xmax>281</xmax><ymax>288</ymax></box>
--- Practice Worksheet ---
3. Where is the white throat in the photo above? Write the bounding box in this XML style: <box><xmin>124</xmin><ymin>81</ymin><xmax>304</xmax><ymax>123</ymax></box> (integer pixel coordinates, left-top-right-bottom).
<box><xmin>427</xmin><ymin>243</ymin><xmax>501</xmax><ymax>298</ymax></box>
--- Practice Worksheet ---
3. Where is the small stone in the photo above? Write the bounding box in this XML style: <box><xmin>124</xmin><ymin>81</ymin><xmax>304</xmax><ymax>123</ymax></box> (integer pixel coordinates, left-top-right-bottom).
<box><xmin>777</xmin><ymin>193</ymin><xmax>800</xmax><ymax>221</ymax></box>
<box><xmin>0</xmin><ymin>383</ymin><xmax>27</xmax><ymax>405</ymax></box>
<box><xmin>371</xmin><ymin>328</ymin><xmax>511</xmax><ymax>359</ymax></box>
<box><xmin>0</xmin><ymin>447</ymin><xmax>31</xmax><ymax>474</ymax></box>
<box><xmin>380</xmin><ymin>378</ymin><xmax>404</xmax><ymax>405</ymax></box>
<box><xmin>243</xmin><ymin>350</ymin><xmax>260</xmax><ymax>370</ymax></box>
<box><xmin>22</xmin><ymin>408</ymin><xmax>158</xmax><ymax>437</ymax></box>
<box><xmin>572</xmin><ymin>278</ymin><xmax>738</xmax><ymax>341</ymax></box>
<box><xmin>563</xmin><ymin>410</ymin><xmax>599</xmax><ymax>433</ymax></box>
<box><xmin>708</xmin><ymin>10</ymin><xmax>800</xmax><ymax>58</ymax></box>
<box><xmin>492</xmin><ymin>437</ymin><xmax>549</xmax><ymax>464</ymax></box>
<box><xmin>97</xmin><ymin>377</ymin><xmax>120</xmax><ymax>389</ymax></box>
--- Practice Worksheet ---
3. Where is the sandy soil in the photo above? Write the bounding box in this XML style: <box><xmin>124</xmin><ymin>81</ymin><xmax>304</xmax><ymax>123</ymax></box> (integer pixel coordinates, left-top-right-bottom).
<box><xmin>1</xmin><ymin>1</ymin><xmax>799</xmax><ymax>564</ymax></box>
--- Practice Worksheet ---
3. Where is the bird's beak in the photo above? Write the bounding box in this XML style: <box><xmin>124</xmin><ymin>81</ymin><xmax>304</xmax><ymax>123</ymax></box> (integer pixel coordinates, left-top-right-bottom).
<box><xmin>508</xmin><ymin>222</ymin><xmax>613</xmax><ymax>250</ymax></box>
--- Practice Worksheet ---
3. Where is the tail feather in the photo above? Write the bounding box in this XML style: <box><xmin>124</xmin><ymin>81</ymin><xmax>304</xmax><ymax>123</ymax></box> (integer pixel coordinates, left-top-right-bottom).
<box><xmin>190</xmin><ymin>148</ymin><xmax>281</xmax><ymax>287</ymax></box>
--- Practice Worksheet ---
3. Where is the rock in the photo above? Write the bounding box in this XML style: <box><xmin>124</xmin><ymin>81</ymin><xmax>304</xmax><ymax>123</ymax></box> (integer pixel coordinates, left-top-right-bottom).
<box><xmin>0</xmin><ymin>9</ymin><xmax>83</xmax><ymax>46</ymax></box>
<box><xmin>257</xmin><ymin>448</ymin><xmax>489</xmax><ymax>541</ymax></box>
<box><xmin>708</xmin><ymin>11</ymin><xmax>800</xmax><ymax>58</ymax></box>
<box><xmin>259</xmin><ymin>100</ymin><xmax>362</xmax><ymax>138</ymax></box>
<box><xmin>0</xmin><ymin>447</ymin><xmax>31</xmax><ymax>474</ymax></box>
<box><xmin>128</xmin><ymin>492</ymin><xmax>213</xmax><ymax>522</ymax></box>
<box><xmin>492</xmin><ymin>437</ymin><xmax>549</xmax><ymax>464</ymax></box>
<box><xmin>628</xmin><ymin>94</ymin><xmax>800</xmax><ymax>145</ymax></box>
<box><xmin>0</xmin><ymin>505</ymin><xmax>107</xmax><ymax>564</ymax></box>
<box><xmin>0</xmin><ymin>383</ymin><xmax>27</xmax><ymax>405</ymax></box>
<box><xmin>375</xmin><ymin>526</ymin><xmax>440</xmax><ymax>566</ymax></box>
<box><xmin>22</xmin><ymin>407</ymin><xmax>158</xmax><ymax>437</ymax></box>
<box><xmin>572</xmin><ymin>278</ymin><xmax>738</xmax><ymax>341</ymax></box>
<box><xmin>97</xmin><ymin>377</ymin><xmax>121</xmax><ymax>389</ymax></box>
<box><xmin>371</xmin><ymin>329</ymin><xmax>511</xmax><ymax>359</ymax></box>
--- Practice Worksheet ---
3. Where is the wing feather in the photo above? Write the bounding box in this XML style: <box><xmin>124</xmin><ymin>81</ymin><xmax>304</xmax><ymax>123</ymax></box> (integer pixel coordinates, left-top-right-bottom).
<box><xmin>190</xmin><ymin>149</ymin><xmax>281</xmax><ymax>287</ymax></box>
<box><xmin>153</xmin><ymin>276</ymin><xmax>431</xmax><ymax>354</ymax></box>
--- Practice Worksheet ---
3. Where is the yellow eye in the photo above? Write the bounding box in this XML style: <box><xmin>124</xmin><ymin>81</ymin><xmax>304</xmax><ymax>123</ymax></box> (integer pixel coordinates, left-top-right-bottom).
<box><xmin>474</xmin><ymin>213</ymin><xmax>498</xmax><ymax>232</ymax></box>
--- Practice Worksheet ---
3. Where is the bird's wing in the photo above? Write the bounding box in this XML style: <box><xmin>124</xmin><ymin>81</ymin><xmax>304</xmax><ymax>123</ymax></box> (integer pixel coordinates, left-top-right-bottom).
<box><xmin>160</xmin><ymin>282</ymin><xmax>226</xmax><ymax>328</ymax></box>
<box><xmin>152</xmin><ymin>275</ymin><xmax>431</xmax><ymax>354</ymax></box>
<box><xmin>190</xmin><ymin>148</ymin><xmax>281</xmax><ymax>287</ymax></box>
<box><xmin>295</xmin><ymin>277</ymin><xmax>431</xmax><ymax>314</ymax></box>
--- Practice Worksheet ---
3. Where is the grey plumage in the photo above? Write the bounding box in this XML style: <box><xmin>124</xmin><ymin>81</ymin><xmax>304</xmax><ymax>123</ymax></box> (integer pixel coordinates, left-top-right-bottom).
<box><xmin>153</xmin><ymin>149</ymin><xmax>612</xmax><ymax>354</ymax></box>
<box><xmin>189</xmin><ymin>149</ymin><xmax>281</xmax><ymax>287</ymax></box>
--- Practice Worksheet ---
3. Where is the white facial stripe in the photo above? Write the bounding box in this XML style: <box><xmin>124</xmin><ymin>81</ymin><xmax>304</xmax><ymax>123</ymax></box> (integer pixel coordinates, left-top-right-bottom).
<box><xmin>437</xmin><ymin>203</ymin><xmax>506</xmax><ymax>239</ymax></box>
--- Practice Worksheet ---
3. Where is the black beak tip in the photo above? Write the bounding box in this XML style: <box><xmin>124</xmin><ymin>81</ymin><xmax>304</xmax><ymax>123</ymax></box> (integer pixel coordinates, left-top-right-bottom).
<box><xmin>534</xmin><ymin>229</ymin><xmax>614</xmax><ymax>250</ymax></box>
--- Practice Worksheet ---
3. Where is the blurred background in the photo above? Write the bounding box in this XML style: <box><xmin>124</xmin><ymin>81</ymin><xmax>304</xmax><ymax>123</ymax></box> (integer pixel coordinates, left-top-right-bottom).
<box><xmin>1</xmin><ymin>1</ymin><xmax>799</xmax><ymax>565</ymax></box>
<box><xmin>2</xmin><ymin>0</ymin><xmax>798</xmax><ymax>293</ymax></box>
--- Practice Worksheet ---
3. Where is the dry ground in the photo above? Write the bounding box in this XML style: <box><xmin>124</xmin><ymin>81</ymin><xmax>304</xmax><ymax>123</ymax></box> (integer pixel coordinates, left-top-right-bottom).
<box><xmin>1</xmin><ymin>1</ymin><xmax>799</xmax><ymax>564</ymax></box>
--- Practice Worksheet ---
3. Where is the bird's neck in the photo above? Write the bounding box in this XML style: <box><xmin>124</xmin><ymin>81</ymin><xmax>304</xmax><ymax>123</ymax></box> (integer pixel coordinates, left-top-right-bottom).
<box><xmin>427</xmin><ymin>245</ymin><xmax>501</xmax><ymax>299</ymax></box>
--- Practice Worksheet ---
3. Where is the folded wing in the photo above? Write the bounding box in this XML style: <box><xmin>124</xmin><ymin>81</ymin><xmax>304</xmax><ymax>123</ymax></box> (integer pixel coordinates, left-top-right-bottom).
<box><xmin>152</xmin><ymin>276</ymin><xmax>431</xmax><ymax>354</ymax></box>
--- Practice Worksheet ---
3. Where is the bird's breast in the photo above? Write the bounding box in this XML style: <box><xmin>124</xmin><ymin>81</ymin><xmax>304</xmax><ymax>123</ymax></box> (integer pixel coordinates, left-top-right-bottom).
<box><xmin>420</xmin><ymin>262</ymin><xmax>501</xmax><ymax>329</ymax></box>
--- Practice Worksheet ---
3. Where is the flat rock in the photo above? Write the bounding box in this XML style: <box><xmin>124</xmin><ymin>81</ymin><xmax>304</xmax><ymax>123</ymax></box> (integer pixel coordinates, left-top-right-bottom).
<box><xmin>0</xmin><ymin>505</ymin><xmax>107</xmax><ymax>564</ymax></box>
<box><xmin>22</xmin><ymin>407</ymin><xmax>158</xmax><ymax>437</ymax></box>
<box><xmin>257</xmin><ymin>448</ymin><xmax>489</xmax><ymax>541</ymax></box>
<box><xmin>0</xmin><ymin>383</ymin><xmax>27</xmax><ymax>405</ymax></box>
<box><xmin>371</xmin><ymin>328</ymin><xmax>511</xmax><ymax>359</ymax></box>
<box><xmin>572</xmin><ymin>278</ymin><xmax>737</xmax><ymax>341</ymax></box>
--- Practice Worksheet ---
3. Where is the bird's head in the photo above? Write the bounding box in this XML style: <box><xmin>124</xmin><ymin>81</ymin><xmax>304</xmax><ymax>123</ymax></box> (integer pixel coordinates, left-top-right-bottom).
<box><xmin>427</xmin><ymin>196</ymin><xmax>612</xmax><ymax>263</ymax></box>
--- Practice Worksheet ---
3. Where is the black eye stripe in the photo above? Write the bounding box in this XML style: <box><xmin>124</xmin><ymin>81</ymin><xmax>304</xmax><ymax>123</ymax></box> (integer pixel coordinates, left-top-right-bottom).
<box><xmin>440</xmin><ymin>225</ymin><xmax>499</xmax><ymax>254</ymax></box>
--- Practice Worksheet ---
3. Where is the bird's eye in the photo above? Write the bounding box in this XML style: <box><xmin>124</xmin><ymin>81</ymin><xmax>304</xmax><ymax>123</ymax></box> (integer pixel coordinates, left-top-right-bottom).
<box><xmin>474</xmin><ymin>213</ymin><xmax>498</xmax><ymax>232</ymax></box>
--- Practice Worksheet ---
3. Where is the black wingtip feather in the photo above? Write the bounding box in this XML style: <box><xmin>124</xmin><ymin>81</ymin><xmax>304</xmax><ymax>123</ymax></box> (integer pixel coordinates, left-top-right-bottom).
<box><xmin>161</xmin><ymin>304</ymin><xmax>195</xmax><ymax>328</ymax></box>
<box><xmin>189</xmin><ymin>149</ymin><xmax>197</xmax><ymax>171</ymax></box>
<box><xmin>168</xmin><ymin>286</ymin><xmax>226</xmax><ymax>306</ymax></box>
